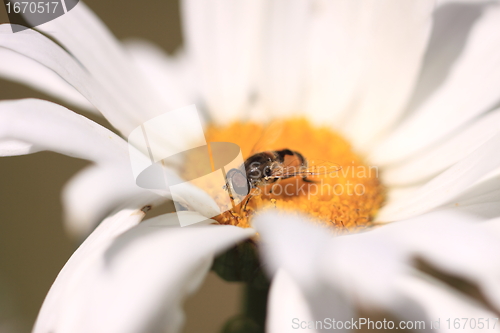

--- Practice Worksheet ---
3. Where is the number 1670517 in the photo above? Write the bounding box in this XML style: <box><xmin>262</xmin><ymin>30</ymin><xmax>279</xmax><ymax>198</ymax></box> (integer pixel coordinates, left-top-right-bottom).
<box><xmin>5</xmin><ymin>1</ymin><xmax>59</xmax><ymax>14</ymax></box>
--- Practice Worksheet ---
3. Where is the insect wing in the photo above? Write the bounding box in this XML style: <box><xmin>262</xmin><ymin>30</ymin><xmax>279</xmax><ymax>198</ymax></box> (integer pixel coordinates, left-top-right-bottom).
<box><xmin>250</xmin><ymin>120</ymin><xmax>284</xmax><ymax>155</ymax></box>
<box><xmin>269</xmin><ymin>160</ymin><xmax>341</xmax><ymax>179</ymax></box>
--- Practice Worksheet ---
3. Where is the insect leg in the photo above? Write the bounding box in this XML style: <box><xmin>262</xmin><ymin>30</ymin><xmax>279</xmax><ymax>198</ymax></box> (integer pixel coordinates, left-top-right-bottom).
<box><xmin>242</xmin><ymin>193</ymin><xmax>253</xmax><ymax>212</ymax></box>
<box><xmin>242</xmin><ymin>187</ymin><xmax>259</xmax><ymax>212</ymax></box>
<box><xmin>302</xmin><ymin>176</ymin><xmax>317</xmax><ymax>183</ymax></box>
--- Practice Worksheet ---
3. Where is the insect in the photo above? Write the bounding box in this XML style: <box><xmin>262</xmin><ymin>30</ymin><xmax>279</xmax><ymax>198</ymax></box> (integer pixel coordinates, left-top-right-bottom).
<box><xmin>224</xmin><ymin>123</ymin><xmax>340</xmax><ymax>211</ymax></box>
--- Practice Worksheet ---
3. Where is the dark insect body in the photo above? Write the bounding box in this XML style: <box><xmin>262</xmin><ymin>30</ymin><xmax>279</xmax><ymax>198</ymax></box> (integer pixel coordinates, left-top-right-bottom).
<box><xmin>225</xmin><ymin>149</ymin><xmax>338</xmax><ymax>210</ymax></box>
<box><xmin>223</xmin><ymin>121</ymin><xmax>340</xmax><ymax>210</ymax></box>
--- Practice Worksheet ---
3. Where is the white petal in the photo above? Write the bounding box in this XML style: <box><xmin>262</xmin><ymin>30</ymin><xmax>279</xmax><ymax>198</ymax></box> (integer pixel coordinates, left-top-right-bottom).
<box><xmin>383</xmin><ymin>107</ymin><xmax>500</xmax><ymax>186</ymax></box>
<box><xmin>0</xmin><ymin>139</ymin><xmax>38</xmax><ymax>155</ymax></box>
<box><xmin>34</xmin><ymin>205</ymin><xmax>148</xmax><ymax>333</ymax></box>
<box><xmin>0</xmin><ymin>48</ymin><xmax>96</xmax><ymax>112</ymax></box>
<box><xmin>0</xmin><ymin>99</ymin><xmax>222</xmax><ymax>236</ymax></box>
<box><xmin>36</xmin><ymin>3</ymin><xmax>173</xmax><ymax>131</ymax></box>
<box><xmin>253</xmin><ymin>213</ymin><xmax>356</xmax><ymax>325</ymax></box>
<box><xmin>266</xmin><ymin>269</ymin><xmax>317</xmax><ymax>333</ymax></box>
<box><xmin>181</xmin><ymin>0</ymin><xmax>264</xmax><ymax>123</ymax></box>
<box><xmin>377</xmin><ymin>132</ymin><xmax>500</xmax><ymax>222</ymax></box>
<box><xmin>48</xmin><ymin>213</ymin><xmax>254</xmax><ymax>333</ymax></box>
<box><xmin>252</xmin><ymin>212</ymin><xmax>331</xmax><ymax>291</ymax></box>
<box><xmin>401</xmin><ymin>2</ymin><xmax>492</xmax><ymax>123</ymax></box>
<box><xmin>257</xmin><ymin>0</ymin><xmax>310</xmax><ymax>117</ymax></box>
<box><xmin>123</xmin><ymin>39</ymin><xmax>197</xmax><ymax>110</ymax></box>
<box><xmin>396</xmin><ymin>275</ymin><xmax>499</xmax><ymax>333</ymax></box>
<box><xmin>62</xmin><ymin>165</ymin><xmax>160</xmax><ymax>238</ymax></box>
<box><xmin>256</xmin><ymin>209</ymin><xmax>500</xmax><ymax>325</ymax></box>
<box><xmin>0</xmin><ymin>26</ymin><xmax>140</xmax><ymax>134</ymax></box>
<box><xmin>480</xmin><ymin>216</ymin><xmax>500</xmax><ymax>242</ymax></box>
<box><xmin>479</xmin><ymin>217</ymin><xmax>500</xmax><ymax>313</ymax></box>
<box><xmin>340</xmin><ymin>0</ymin><xmax>435</xmax><ymax>150</ymax></box>
<box><xmin>0</xmin><ymin>99</ymin><xmax>129</xmax><ymax>163</ymax></box>
<box><xmin>378</xmin><ymin>211</ymin><xmax>499</xmax><ymax>281</ymax></box>
<box><xmin>0</xmin><ymin>99</ymin><xmax>161</xmax><ymax>236</ymax></box>
<box><xmin>371</xmin><ymin>3</ymin><xmax>500</xmax><ymax>165</ymax></box>
<box><xmin>304</xmin><ymin>0</ymin><xmax>368</xmax><ymax>126</ymax></box>
<box><xmin>1</xmin><ymin>2</ymin><xmax>178</xmax><ymax>136</ymax></box>
<box><xmin>438</xmin><ymin>174</ymin><xmax>500</xmax><ymax>220</ymax></box>
<box><xmin>320</xmin><ymin>226</ymin><xmax>410</xmax><ymax>310</ymax></box>
<box><xmin>371</xmin><ymin>210</ymin><xmax>500</xmax><ymax>313</ymax></box>
<box><xmin>323</xmin><ymin>210</ymin><xmax>500</xmax><ymax>320</ymax></box>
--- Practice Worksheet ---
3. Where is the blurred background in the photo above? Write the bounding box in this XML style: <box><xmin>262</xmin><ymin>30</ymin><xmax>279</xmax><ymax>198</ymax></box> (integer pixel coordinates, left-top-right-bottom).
<box><xmin>0</xmin><ymin>1</ymin><xmax>242</xmax><ymax>332</ymax></box>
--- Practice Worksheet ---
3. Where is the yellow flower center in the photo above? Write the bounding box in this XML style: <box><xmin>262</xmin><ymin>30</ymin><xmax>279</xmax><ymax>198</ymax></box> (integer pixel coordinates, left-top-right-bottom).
<box><xmin>184</xmin><ymin>118</ymin><xmax>385</xmax><ymax>232</ymax></box>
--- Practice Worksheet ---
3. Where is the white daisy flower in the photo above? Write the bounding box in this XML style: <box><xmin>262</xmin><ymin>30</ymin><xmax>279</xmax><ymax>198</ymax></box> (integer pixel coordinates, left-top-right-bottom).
<box><xmin>1</xmin><ymin>1</ymin><xmax>500</xmax><ymax>333</ymax></box>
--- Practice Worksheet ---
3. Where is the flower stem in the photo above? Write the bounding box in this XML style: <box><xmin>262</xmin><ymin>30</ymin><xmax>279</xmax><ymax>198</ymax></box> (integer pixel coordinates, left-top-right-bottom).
<box><xmin>213</xmin><ymin>240</ymin><xmax>270</xmax><ymax>333</ymax></box>
<box><xmin>220</xmin><ymin>282</ymin><xmax>269</xmax><ymax>333</ymax></box>
<box><xmin>244</xmin><ymin>282</ymin><xmax>269</xmax><ymax>330</ymax></box>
